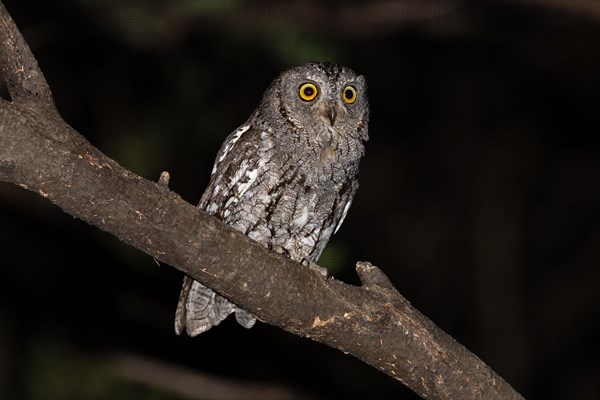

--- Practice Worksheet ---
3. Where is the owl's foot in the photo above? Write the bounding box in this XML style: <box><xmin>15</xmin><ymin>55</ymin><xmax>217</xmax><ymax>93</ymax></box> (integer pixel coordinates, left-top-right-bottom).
<box><xmin>301</xmin><ymin>258</ymin><xmax>329</xmax><ymax>279</ymax></box>
<box><xmin>267</xmin><ymin>243</ymin><xmax>291</xmax><ymax>258</ymax></box>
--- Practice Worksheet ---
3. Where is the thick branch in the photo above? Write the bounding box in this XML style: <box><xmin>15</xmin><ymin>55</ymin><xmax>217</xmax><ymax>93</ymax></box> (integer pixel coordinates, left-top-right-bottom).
<box><xmin>0</xmin><ymin>3</ymin><xmax>523</xmax><ymax>399</ymax></box>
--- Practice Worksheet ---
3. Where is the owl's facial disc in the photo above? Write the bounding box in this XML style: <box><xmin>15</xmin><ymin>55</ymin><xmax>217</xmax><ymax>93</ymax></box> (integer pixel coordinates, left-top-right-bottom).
<box><xmin>272</xmin><ymin>63</ymin><xmax>368</xmax><ymax>142</ymax></box>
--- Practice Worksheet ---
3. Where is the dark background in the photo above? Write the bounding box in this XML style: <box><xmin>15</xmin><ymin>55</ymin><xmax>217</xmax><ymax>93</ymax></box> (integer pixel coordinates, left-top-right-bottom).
<box><xmin>1</xmin><ymin>1</ymin><xmax>599</xmax><ymax>399</ymax></box>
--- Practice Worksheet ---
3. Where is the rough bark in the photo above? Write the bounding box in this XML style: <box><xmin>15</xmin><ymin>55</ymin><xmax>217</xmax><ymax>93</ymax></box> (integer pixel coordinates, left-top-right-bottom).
<box><xmin>0</xmin><ymin>2</ymin><xmax>524</xmax><ymax>399</ymax></box>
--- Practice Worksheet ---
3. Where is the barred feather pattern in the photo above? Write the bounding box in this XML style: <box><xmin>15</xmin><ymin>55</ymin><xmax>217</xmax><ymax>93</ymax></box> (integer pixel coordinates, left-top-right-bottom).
<box><xmin>175</xmin><ymin>62</ymin><xmax>369</xmax><ymax>336</ymax></box>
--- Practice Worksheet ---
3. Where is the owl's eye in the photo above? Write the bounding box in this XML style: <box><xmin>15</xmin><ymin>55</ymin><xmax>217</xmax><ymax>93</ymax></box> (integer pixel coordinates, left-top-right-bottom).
<box><xmin>342</xmin><ymin>85</ymin><xmax>357</xmax><ymax>104</ymax></box>
<box><xmin>299</xmin><ymin>83</ymin><xmax>318</xmax><ymax>101</ymax></box>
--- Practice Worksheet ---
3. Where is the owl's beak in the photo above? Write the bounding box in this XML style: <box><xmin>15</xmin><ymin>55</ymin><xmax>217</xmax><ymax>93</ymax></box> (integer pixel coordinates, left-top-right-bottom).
<box><xmin>319</xmin><ymin>105</ymin><xmax>337</xmax><ymax>126</ymax></box>
<box><xmin>328</xmin><ymin>108</ymin><xmax>337</xmax><ymax>126</ymax></box>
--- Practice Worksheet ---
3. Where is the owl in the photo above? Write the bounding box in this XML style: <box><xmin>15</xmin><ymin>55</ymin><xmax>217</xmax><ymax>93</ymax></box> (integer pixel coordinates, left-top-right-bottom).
<box><xmin>175</xmin><ymin>62</ymin><xmax>369</xmax><ymax>336</ymax></box>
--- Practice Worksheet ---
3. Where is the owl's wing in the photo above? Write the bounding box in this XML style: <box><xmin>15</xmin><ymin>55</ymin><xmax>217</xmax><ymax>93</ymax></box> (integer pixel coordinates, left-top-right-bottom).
<box><xmin>198</xmin><ymin>124</ymin><xmax>264</xmax><ymax>213</ymax></box>
<box><xmin>175</xmin><ymin>123</ymin><xmax>262</xmax><ymax>336</ymax></box>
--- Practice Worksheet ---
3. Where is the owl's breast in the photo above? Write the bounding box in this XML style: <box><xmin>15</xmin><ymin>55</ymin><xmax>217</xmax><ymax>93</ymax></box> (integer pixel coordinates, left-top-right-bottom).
<box><xmin>319</xmin><ymin>146</ymin><xmax>337</xmax><ymax>164</ymax></box>
<box><xmin>311</xmin><ymin>140</ymin><xmax>363</xmax><ymax>188</ymax></box>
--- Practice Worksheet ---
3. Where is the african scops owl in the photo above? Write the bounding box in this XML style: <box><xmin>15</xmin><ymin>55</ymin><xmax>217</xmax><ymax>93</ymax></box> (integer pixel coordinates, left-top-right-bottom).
<box><xmin>175</xmin><ymin>62</ymin><xmax>369</xmax><ymax>336</ymax></box>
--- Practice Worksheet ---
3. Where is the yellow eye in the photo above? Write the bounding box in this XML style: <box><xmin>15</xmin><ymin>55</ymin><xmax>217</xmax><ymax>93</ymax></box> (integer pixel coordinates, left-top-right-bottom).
<box><xmin>299</xmin><ymin>83</ymin><xmax>318</xmax><ymax>101</ymax></box>
<box><xmin>342</xmin><ymin>85</ymin><xmax>357</xmax><ymax>104</ymax></box>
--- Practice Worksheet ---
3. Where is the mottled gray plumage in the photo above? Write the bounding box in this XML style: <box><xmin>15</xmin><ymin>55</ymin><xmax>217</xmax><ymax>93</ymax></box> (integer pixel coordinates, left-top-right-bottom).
<box><xmin>175</xmin><ymin>62</ymin><xmax>369</xmax><ymax>336</ymax></box>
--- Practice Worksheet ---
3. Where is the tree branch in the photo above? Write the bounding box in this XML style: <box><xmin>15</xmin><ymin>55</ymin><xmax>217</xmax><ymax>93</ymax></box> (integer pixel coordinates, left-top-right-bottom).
<box><xmin>0</xmin><ymin>3</ymin><xmax>54</xmax><ymax>109</ymax></box>
<box><xmin>0</xmin><ymin>2</ymin><xmax>523</xmax><ymax>399</ymax></box>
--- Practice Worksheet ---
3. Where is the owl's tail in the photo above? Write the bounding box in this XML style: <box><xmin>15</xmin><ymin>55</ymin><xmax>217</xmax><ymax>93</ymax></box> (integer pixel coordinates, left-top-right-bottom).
<box><xmin>175</xmin><ymin>276</ymin><xmax>256</xmax><ymax>336</ymax></box>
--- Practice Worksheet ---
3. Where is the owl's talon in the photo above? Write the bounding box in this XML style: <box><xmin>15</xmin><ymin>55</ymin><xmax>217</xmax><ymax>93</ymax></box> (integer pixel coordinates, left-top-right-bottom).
<box><xmin>269</xmin><ymin>244</ymin><xmax>291</xmax><ymax>259</ymax></box>
<box><xmin>302</xmin><ymin>258</ymin><xmax>329</xmax><ymax>279</ymax></box>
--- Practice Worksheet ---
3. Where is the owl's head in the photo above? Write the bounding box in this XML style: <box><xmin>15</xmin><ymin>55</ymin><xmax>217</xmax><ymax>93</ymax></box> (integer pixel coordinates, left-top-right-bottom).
<box><xmin>260</xmin><ymin>62</ymin><xmax>369</xmax><ymax>143</ymax></box>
